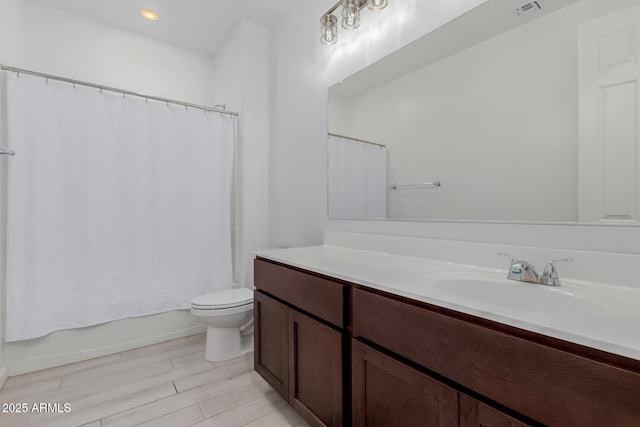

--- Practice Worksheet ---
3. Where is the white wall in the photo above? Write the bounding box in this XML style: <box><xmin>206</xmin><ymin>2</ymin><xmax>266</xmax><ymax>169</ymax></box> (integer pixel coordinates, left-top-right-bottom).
<box><xmin>212</xmin><ymin>20</ymin><xmax>270</xmax><ymax>288</ymax></box>
<box><xmin>209</xmin><ymin>23</ymin><xmax>243</xmax><ymax>286</ymax></box>
<box><xmin>237</xmin><ymin>22</ymin><xmax>270</xmax><ymax>288</ymax></box>
<box><xmin>268</xmin><ymin>0</ymin><xmax>488</xmax><ymax>248</ymax></box>
<box><xmin>0</xmin><ymin>2</ymin><xmax>268</xmax><ymax>375</ymax></box>
<box><xmin>327</xmin><ymin>94</ymin><xmax>351</xmax><ymax>136</ymax></box>
<box><xmin>269</xmin><ymin>0</ymin><xmax>640</xmax><ymax>254</ymax></box>
<box><xmin>21</xmin><ymin>4</ymin><xmax>219</xmax><ymax>106</ymax></box>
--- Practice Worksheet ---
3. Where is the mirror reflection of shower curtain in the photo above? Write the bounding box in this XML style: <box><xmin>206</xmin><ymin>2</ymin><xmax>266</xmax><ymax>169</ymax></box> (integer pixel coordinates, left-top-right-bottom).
<box><xmin>5</xmin><ymin>73</ymin><xmax>235</xmax><ymax>342</ymax></box>
<box><xmin>328</xmin><ymin>135</ymin><xmax>387</xmax><ymax>219</ymax></box>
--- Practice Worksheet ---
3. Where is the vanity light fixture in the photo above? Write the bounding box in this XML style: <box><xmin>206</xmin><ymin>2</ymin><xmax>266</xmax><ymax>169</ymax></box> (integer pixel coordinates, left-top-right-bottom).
<box><xmin>321</xmin><ymin>14</ymin><xmax>339</xmax><ymax>45</ymax></box>
<box><xmin>140</xmin><ymin>9</ymin><xmax>159</xmax><ymax>21</ymax></box>
<box><xmin>320</xmin><ymin>0</ymin><xmax>389</xmax><ymax>45</ymax></box>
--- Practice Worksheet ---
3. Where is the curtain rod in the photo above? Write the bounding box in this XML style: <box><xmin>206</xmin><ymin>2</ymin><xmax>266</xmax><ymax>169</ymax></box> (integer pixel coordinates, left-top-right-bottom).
<box><xmin>328</xmin><ymin>133</ymin><xmax>386</xmax><ymax>148</ymax></box>
<box><xmin>1</xmin><ymin>64</ymin><xmax>238</xmax><ymax>117</ymax></box>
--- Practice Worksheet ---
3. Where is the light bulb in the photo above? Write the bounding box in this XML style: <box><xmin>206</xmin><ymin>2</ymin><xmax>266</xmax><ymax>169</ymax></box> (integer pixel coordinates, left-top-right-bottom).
<box><xmin>140</xmin><ymin>9</ymin><xmax>159</xmax><ymax>21</ymax></box>
<box><xmin>367</xmin><ymin>0</ymin><xmax>388</xmax><ymax>11</ymax></box>
<box><xmin>320</xmin><ymin>14</ymin><xmax>338</xmax><ymax>44</ymax></box>
<box><xmin>341</xmin><ymin>0</ymin><xmax>361</xmax><ymax>30</ymax></box>
<box><xmin>320</xmin><ymin>14</ymin><xmax>338</xmax><ymax>45</ymax></box>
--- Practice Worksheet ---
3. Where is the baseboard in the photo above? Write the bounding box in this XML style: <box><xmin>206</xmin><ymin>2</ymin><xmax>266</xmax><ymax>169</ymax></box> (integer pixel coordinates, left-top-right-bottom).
<box><xmin>0</xmin><ymin>365</ymin><xmax>8</xmax><ymax>390</ymax></box>
<box><xmin>5</xmin><ymin>310</ymin><xmax>206</xmax><ymax>375</ymax></box>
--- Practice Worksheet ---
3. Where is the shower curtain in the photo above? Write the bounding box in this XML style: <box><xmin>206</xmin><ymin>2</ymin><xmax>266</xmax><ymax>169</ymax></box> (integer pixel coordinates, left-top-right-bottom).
<box><xmin>328</xmin><ymin>134</ymin><xmax>387</xmax><ymax>219</ymax></box>
<box><xmin>5</xmin><ymin>73</ymin><xmax>235</xmax><ymax>342</ymax></box>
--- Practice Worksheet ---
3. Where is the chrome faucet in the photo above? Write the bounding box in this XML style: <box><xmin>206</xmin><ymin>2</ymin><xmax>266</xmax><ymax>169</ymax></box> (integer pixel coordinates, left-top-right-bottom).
<box><xmin>497</xmin><ymin>253</ymin><xmax>573</xmax><ymax>286</ymax></box>
<box><xmin>539</xmin><ymin>258</ymin><xmax>573</xmax><ymax>286</ymax></box>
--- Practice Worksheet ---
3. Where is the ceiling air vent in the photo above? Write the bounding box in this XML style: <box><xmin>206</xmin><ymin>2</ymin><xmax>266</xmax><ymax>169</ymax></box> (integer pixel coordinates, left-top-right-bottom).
<box><xmin>516</xmin><ymin>1</ymin><xmax>543</xmax><ymax>17</ymax></box>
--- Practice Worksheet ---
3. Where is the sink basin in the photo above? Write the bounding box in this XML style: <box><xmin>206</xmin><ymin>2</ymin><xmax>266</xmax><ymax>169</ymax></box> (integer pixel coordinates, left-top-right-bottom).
<box><xmin>420</xmin><ymin>271</ymin><xmax>605</xmax><ymax>318</ymax></box>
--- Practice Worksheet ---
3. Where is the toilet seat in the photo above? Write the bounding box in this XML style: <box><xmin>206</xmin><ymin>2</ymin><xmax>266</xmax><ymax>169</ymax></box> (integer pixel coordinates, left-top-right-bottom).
<box><xmin>191</xmin><ymin>288</ymin><xmax>253</xmax><ymax>310</ymax></box>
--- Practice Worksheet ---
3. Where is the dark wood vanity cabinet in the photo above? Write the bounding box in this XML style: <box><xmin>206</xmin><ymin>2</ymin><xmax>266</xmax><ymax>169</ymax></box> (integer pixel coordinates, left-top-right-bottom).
<box><xmin>352</xmin><ymin>339</ymin><xmax>458</xmax><ymax>427</ymax></box>
<box><xmin>352</xmin><ymin>287</ymin><xmax>640</xmax><ymax>427</ymax></box>
<box><xmin>254</xmin><ymin>259</ymin><xmax>346</xmax><ymax>427</ymax></box>
<box><xmin>255</xmin><ymin>257</ymin><xmax>640</xmax><ymax>427</ymax></box>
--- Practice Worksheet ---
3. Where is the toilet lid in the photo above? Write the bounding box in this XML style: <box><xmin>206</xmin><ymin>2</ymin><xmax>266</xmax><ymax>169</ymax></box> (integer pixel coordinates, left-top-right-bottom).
<box><xmin>191</xmin><ymin>287</ymin><xmax>253</xmax><ymax>309</ymax></box>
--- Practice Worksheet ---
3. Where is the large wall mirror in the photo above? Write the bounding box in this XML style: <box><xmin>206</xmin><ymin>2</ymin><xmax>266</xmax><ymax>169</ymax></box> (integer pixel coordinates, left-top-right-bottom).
<box><xmin>328</xmin><ymin>0</ymin><xmax>640</xmax><ymax>224</ymax></box>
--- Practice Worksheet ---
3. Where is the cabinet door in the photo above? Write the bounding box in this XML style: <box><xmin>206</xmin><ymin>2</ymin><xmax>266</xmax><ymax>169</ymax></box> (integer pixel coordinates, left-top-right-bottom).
<box><xmin>254</xmin><ymin>291</ymin><xmax>289</xmax><ymax>400</ymax></box>
<box><xmin>289</xmin><ymin>309</ymin><xmax>343</xmax><ymax>427</ymax></box>
<box><xmin>460</xmin><ymin>394</ymin><xmax>531</xmax><ymax>427</ymax></box>
<box><xmin>352</xmin><ymin>339</ymin><xmax>458</xmax><ymax>427</ymax></box>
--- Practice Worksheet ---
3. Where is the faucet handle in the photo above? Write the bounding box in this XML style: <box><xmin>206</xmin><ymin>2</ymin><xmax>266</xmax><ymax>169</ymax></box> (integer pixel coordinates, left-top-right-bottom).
<box><xmin>497</xmin><ymin>253</ymin><xmax>531</xmax><ymax>281</ymax></box>
<box><xmin>497</xmin><ymin>252</ymin><xmax>515</xmax><ymax>264</ymax></box>
<box><xmin>540</xmin><ymin>258</ymin><xmax>573</xmax><ymax>286</ymax></box>
<box><xmin>497</xmin><ymin>252</ymin><xmax>517</xmax><ymax>272</ymax></box>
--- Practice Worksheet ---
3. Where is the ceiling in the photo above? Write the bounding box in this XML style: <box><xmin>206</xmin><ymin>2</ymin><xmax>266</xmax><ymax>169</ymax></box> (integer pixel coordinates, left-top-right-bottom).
<box><xmin>28</xmin><ymin>0</ymin><xmax>297</xmax><ymax>55</ymax></box>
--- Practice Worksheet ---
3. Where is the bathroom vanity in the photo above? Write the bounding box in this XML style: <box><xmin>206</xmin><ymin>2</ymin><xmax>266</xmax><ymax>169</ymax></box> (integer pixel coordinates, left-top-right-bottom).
<box><xmin>254</xmin><ymin>259</ymin><xmax>346</xmax><ymax>425</ymax></box>
<box><xmin>253</xmin><ymin>236</ymin><xmax>640</xmax><ymax>427</ymax></box>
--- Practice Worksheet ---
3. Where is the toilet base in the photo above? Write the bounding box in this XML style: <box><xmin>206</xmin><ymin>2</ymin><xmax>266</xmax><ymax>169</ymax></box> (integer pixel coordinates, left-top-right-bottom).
<box><xmin>205</xmin><ymin>326</ymin><xmax>242</xmax><ymax>362</ymax></box>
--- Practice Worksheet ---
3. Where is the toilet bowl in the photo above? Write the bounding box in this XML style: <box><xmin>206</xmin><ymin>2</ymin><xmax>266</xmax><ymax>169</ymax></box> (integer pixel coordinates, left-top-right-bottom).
<box><xmin>190</xmin><ymin>287</ymin><xmax>254</xmax><ymax>362</ymax></box>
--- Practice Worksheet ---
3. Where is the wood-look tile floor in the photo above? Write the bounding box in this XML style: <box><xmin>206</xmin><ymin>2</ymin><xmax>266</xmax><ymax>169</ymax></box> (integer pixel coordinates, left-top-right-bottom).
<box><xmin>0</xmin><ymin>334</ymin><xmax>307</xmax><ymax>427</ymax></box>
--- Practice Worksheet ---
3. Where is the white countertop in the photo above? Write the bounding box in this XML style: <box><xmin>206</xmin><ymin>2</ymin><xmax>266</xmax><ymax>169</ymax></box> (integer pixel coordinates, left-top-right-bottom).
<box><xmin>255</xmin><ymin>244</ymin><xmax>640</xmax><ymax>362</ymax></box>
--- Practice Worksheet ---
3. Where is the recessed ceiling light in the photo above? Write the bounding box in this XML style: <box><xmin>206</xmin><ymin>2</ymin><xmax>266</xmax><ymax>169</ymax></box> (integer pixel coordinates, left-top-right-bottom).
<box><xmin>140</xmin><ymin>9</ymin><xmax>159</xmax><ymax>21</ymax></box>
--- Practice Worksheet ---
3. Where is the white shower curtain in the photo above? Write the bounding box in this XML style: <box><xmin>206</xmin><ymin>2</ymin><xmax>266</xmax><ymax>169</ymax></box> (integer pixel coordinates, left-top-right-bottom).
<box><xmin>328</xmin><ymin>135</ymin><xmax>387</xmax><ymax>219</ymax></box>
<box><xmin>5</xmin><ymin>73</ymin><xmax>235</xmax><ymax>342</ymax></box>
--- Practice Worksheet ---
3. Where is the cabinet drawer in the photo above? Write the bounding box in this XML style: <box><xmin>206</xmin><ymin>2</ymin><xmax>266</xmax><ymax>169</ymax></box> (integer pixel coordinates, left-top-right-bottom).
<box><xmin>255</xmin><ymin>258</ymin><xmax>345</xmax><ymax>328</ymax></box>
<box><xmin>353</xmin><ymin>287</ymin><xmax>640</xmax><ymax>427</ymax></box>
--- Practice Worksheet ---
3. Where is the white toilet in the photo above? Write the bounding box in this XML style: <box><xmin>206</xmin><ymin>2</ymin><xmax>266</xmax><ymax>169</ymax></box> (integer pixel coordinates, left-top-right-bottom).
<box><xmin>190</xmin><ymin>287</ymin><xmax>254</xmax><ymax>362</ymax></box>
